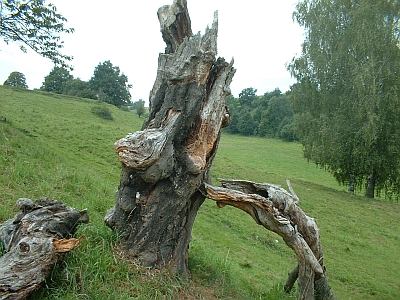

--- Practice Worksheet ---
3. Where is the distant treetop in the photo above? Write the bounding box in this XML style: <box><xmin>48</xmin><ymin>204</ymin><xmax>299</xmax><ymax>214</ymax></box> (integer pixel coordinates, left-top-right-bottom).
<box><xmin>3</xmin><ymin>71</ymin><xmax>28</xmax><ymax>89</ymax></box>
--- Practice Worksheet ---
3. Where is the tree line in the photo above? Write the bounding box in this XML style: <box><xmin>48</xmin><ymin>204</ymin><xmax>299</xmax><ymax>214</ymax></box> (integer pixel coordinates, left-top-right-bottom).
<box><xmin>2</xmin><ymin>70</ymin><xmax>296</xmax><ymax>136</ymax></box>
<box><xmin>224</xmin><ymin>87</ymin><xmax>297</xmax><ymax>142</ymax></box>
<box><xmin>2</xmin><ymin>0</ymin><xmax>400</xmax><ymax>200</ymax></box>
<box><xmin>3</xmin><ymin>61</ymin><xmax>132</xmax><ymax>107</ymax></box>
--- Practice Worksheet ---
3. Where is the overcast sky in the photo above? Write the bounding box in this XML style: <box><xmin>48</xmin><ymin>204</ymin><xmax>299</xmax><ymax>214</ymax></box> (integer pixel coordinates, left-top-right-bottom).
<box><xmin>0</xmin><ymin>0</ymin><xmax>304</xmax><ymax>102</ymax></box>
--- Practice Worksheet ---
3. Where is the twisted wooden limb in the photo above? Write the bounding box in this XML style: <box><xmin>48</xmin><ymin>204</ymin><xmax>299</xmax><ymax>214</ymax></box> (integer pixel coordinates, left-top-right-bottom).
<box><xmin>202</xmin><ymin>179</ymin><xmax>335</xmax><ymax>300</ymax></box>
<box><xmin>284</xmin><ymin>265</ymin><xmax>299</xmax><ymax>293</ymax></box>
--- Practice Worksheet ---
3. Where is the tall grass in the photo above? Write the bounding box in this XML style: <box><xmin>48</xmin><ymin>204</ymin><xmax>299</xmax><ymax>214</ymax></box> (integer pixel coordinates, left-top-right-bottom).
<box><xmin>1</xmin><ymin>85</ymin><xmax>399</xmax><ymax>299</ymax></box>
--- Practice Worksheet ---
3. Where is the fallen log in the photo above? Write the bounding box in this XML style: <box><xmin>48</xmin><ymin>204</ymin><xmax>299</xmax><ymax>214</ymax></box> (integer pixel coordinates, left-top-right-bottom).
<box><xmin>201</xmin><ymin>179</ymin><xmax>336</xmax><ymax>300</ymax></box>
<box><xmin>0</xmin><ymin>198</ymin><xmax>89</xmax><ymax>300</ymax></box>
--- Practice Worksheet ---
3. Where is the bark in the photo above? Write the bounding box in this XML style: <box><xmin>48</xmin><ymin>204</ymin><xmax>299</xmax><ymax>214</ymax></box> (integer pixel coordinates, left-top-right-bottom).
<box><xmin>366</xmin><ymin>172</ymin><xmax>375</xmax><ymax>198</ymax></box>
<box><xmin>105</xmin><ymin>0</ymin><xmax>235</xmax><ymax>277</ymax></box>
<box><xmin>284</xmin><ymin>265</ymin><xmax>299</xmax><ymax>293</ymax></box>
<box><xmin>0</xmin><ymin>198</ymin><xmax>88</xmax><ymax>300</ymax></box>
<box><xmin>103</xmin><ymin>1</ymin><xmax>335</xmax><ymax>297</ymax></box>
<box><xmin>348</xmin><ymin>174</ymin><xmax>355</xmax><ymax>194</ymax></box>
<box><xmin>202</xmin><ymin>179</ymin><xmax>335</xmax><ymax>300</ymax></box>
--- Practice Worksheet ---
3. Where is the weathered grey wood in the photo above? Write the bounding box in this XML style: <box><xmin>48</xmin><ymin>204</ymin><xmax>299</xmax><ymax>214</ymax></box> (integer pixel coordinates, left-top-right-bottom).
<box><xmin>202</xmin><ymin>179</ymin><xmax>335</xmax><ymax>300</ymax></box>
<box><xmin>104</xmin><ymin>1</ymin><xmax>335</xmax><ymax>298</ymax></box>
<box><xmin>0</xmin><ymin>198</ymin><xmax>88</xmax><ymax>299</ymax></box>
<box><xmin>284</xmin><ymin>265</ymin><xmax>299</xmax><ymax>293</ymax></box>
<box><xmin>105</xmin><ymin>0</ymin><xmax>235</xmax><ymax>277</ymax></box>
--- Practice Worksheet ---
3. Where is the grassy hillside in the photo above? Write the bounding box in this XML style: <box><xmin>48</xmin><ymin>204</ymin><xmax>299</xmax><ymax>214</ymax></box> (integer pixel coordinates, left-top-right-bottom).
<box><xmin>1</xmin><ymin>86</ymin><xmax>399</xmax><ymax>299</ymax></box>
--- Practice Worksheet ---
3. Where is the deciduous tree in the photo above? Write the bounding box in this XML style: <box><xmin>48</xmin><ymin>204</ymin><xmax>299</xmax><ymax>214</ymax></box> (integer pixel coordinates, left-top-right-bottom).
<box><xmin>237</xmin><ymin>111</ymin><xmax>257</xmax><ymax>135</ymax></box>
<box><xmin>41</xmin><ymin>66</ymin><xmax>72</xmax><ymax>94</ymax></box>
<box><xmin>135</xmin><ymin>100</ymin><xmax>145</xmax><ymax>118</ymax></box>
<box><xmin>0</xmin><ymin>0</ymin><xmax>74</xmax><ymax>68</ymax></box>
<box><xmin>65</xmin><ymin>78</ymin><xmax>96</xmax><ymax>99</ymax></box>
<box><xmin>258</xmin><ymin>94</ymin><xmax>293</xmax><ymax>138</ymax></box>
<box><xmin>3</xmin><ymin>71</ymin><xmax>28</xmax><ymax>88</ymax></box>
<box><xmin>288</xmin><ymin>0</ymin><xmax>400</xmax><ymax>199</ymax></box>
<box><xmin>89</xmin><ymin>60</ymin><xmax>132</xmax><ymax>107</ymax></box>
<box><xmin>239</xmin><ymin>87</ymin><xmax>257</xmax><ymax>108</ymax></box>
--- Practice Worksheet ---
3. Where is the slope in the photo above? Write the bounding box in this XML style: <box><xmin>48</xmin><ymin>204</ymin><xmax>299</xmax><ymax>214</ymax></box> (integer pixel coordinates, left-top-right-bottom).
<box><xmin>1</xmin><ymin>86</ymin><xmax>399</xmax><ymax>299</ymax></box>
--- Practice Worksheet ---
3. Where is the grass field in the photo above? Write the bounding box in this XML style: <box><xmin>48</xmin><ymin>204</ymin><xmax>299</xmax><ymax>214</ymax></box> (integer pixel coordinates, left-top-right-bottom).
<box><xmin>1</xmin><ymin>85</ymin><xmax>399</xmax><ymax>299</ymax></box>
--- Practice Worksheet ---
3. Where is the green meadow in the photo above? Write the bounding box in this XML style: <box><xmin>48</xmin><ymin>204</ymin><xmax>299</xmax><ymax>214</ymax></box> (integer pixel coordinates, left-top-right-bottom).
<box><xmin>1</xmin><ymin>85</ymin><xmax>399</xmax><ymax>299</ymax></box>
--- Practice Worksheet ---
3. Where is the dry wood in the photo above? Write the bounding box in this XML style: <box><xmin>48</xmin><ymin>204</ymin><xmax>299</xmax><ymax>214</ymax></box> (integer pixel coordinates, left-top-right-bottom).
<box><xmin>0</xmin><ymin>198</ymin><xmax>88</xmax><ymax>300</ymax></box>
<box><xmin>202</xmin><ymin>179</ymin><xmax>335</xmax><ymax>300</ymax></box>
<box><xmin>105</xmin><ymin>0</ymin><xmax>235</xmax><ymax>277</ymax></box>
<box><xmin>105</xmin><ymin>1</ymin><xmax>335</xmax><ymax>298</ymax></box>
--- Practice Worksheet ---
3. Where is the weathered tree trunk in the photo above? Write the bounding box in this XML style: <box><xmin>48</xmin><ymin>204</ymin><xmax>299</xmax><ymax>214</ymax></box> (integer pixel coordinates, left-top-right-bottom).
<box><xmin>202</xmin><ymin>179</ymin><xmax>336</xmax><ymax>300</ymax></box>
<box><xmin>0</xmin><ymin>198</ymin><xmax>88</xmax><ymax>299</ymax></box>
<box><xmin>366</xmin><ymin>172</ymin><xmax>375</xmax><ymax>198</ymax></box>
<box><xmin>104</xmin><ymin>0</ymin><xmax>235</xmax><ymax>277</ymax></box>
<box><xmin>348</xmin><ymin>174</ymin><xmax>355</xmax><ymax>194</ymax></box>
<box><xmin>103</xmin><ymin>2</ymin><xmax>335</xmax><ymax>298</ymax></box>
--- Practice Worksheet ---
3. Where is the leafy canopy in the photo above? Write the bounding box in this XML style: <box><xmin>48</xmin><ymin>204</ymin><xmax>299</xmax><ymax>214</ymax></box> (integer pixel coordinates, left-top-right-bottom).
<box><xmin>89</xmin><ymin>60</ymin><xmax>132</xmax><ymax>107</ymax></box>
<box><xmin>132</xmin><ymin>99</ymin><xmax>145</xmax><ymax>118</ymax></box>
<box><xmin>288</xmin><ymin>0</ymin><xmax>400</xmax><ymax>199</ymax></box>
<box><xmin>41</xmin><ymin>66</ymin><xmax>72</xmax><ymax>94</ymax></box>
<box><xmin>0</xmin><ymin>0</ymin><xmax>74</xmax><ymax>68</ymax></box>
<box><xmin>258</xmin><ymin>95</ymin><xmax>293</xmax><ymax>139</ymax></box>
<box><xmin>65</xmin><ymin>78</ymin><xmax>96</xmax><ymax>99</ymax></box>
<box><xmin>3</xmin><ymin>71</ymin><xmax>28</xmax><ymax>88</ymax></box>
<box><xmin>239</xmin><ymin>87</ymin><xmax>257</xmax><ymax>107</ymax></box>
<box><xmin>224</xmin><ymin>88</ymin><xmax>296</xmax><ymax>140</ymax></box>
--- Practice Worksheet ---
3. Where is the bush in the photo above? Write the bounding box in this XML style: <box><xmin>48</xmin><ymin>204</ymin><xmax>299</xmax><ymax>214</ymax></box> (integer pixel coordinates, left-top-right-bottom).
<box><xmin>280</xmin><ymin>123</ymin><xmax>298</xmax><ymax>142</ymax></box>
<box><xmin>91</xmin><ymin>104</ymin><xmax>113</xmax><ymax>120</ymax></box>
<box><xmin>119</xmin><ymin>105</ymin><xmax>130</xmax><ymax>112</ymax></box>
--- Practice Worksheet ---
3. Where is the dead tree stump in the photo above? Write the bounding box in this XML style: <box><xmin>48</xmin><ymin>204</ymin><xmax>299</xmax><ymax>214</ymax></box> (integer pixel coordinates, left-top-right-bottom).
<box><xmin>0</xmin><ymin>198</ymin><xmax>88</xmax><ymax>299</ymax></box>
<box><xmin>105</xmin><ymin>0</ymin><xmax>235</xmax><ymax>277</ymax></box>
<box><xmin>104</xmin><ymin>2</ymin><xmax>335</xmax><ymax>299</ymax></box>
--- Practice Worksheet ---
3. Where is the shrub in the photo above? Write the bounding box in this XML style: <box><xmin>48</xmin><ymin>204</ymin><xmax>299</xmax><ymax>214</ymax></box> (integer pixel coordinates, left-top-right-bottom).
<box><xmin>91</xmin><ymin>104</ymin><xmax>113</xmax><ymax>120</ymax></box>
<box><xmin>119</xmin><ymin>105</ymin><xmax>130</xmax><ymax>112</ymax></box>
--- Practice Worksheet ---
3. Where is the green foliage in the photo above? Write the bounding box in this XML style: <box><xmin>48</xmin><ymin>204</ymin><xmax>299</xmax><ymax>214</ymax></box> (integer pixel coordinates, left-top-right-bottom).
<box><xmin>239</xmin><ymin>87</ymin><xmax>257</xmax><ymax>107</ymax></box>
<box><xmin>131</xmin><ymin>99</ymin><xmax>145</xmax><ymax>110</ymax></box>
<box><xmin>259</xmin><ymin>95</ymin><xmax>294</xmax><ymax>139</ymax></box>
<box><xmin>279</xmin><ymin>120</ymin><xmax>297</xmax><ymax>142</ymax></box>
<box><xmin>41</xmin><ymin>66</ymin><xmax>73</xmax><ymax>94</ymax></box>
<box><xmin>226</xmin><ymin>88</ymin><xmax>296</xmax><ymax>140</ymax></box>
<box><xmin>263</xmin><ymin>88</ymin><xmax>282</xmax><ymax>104</ymax></box>
<box><xmin>3</xmin><ymin>71</ymin><xmax>28</xmax><ymax>89</ymax></box>
<box><xmin>289</xmin><ymin>0</ymin><xmax>400</xmax><ymax>199</ymax></box>
<box><xmin>119</xmin><ymin>105</ymin><xmax>130</xmax><ymax>112</ymax></box>
<box><xmin>39</xmin><ymin>62</ymin><xmax>133</xmax><ymax>103</ymax></box>
<box><xmin>1</xmin><ymin>85</ymin><xmax>400</xmax><ymax>299</ymax></box>
<box><xmin>91</xmin><ymin>103</ymin><xmax>113</xmax><ymax>120</ymax></box>
<box><xmin>237</xmin><ymin>111</ymin><xmax>257</xmax><ymax>135</ymax></box>
<box><xmin>132</xmin><ymin>99</ymin><xmax>146</xmax><ymax>118</ymax></box>
<box><xmin>89</xmin><ymin>60</ymin><xmax>132</xmax><ymax>107</ymax></box>
<box><xmin>65</xmin><ymin>78</ymin><xmax>97</xmax><ymax>99</ymax></box>
<box><xmin>0</xmin><ymin>0</ymin><xmax>73</xmax><ymax>68</ymax></box>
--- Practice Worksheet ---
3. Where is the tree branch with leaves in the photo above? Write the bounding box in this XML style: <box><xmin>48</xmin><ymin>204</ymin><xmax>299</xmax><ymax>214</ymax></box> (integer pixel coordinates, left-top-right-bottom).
<box><xmin>0</xmin><ymin>0</ymin><xmax>74</xmax><ymax>68</ymax></box>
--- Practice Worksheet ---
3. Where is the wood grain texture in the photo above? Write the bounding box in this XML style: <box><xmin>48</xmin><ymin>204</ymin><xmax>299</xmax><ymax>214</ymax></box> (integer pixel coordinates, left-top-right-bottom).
<box><xmin>105</xmin><ymin>0</ymin><xmax>235</xmax><ymax>277</ymax></box>
<box><xmin>203</xmin><ymin>179</ymin><xmax>336</xmax><ymax>300</ymax></box>
<box><xmin>0</xmin><ymin>198</ymin><xmax>88</xmax><ymax>299</ymax></box>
